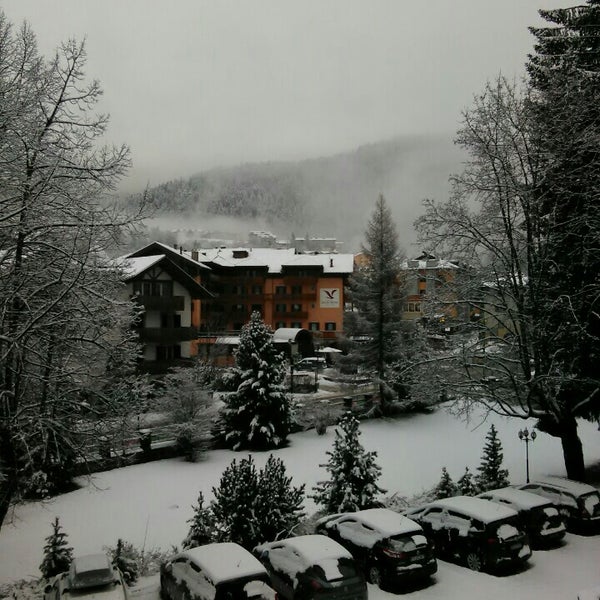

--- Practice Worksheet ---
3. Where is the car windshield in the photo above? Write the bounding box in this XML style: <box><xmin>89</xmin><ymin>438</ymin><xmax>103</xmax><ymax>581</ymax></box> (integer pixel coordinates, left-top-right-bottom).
<box><xmin>307</xmin><ymin>557</ymin><xmax>360</xmax><ymax>583</ymax></box>
<box><xmin>70</xmin><ymin>568</ymin><xmax>115</xmax><ymax>589</ymax></box>
<box><xmin>388</xmin><ymin>532</ymin><xmax>428</xmax><ymax>552</ymax></box>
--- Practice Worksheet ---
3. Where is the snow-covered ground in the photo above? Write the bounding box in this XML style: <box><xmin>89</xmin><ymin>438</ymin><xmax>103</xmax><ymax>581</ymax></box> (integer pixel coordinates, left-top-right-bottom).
<box><xmin>1</xmin><ymin>404</ymin><xmax>600</xmax><ymax>599</ymax></box>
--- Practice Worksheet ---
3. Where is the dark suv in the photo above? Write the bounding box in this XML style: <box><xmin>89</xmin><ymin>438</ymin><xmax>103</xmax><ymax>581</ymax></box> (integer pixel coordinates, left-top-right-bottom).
<box><xmin>477</xmin><ymin>487</ymin><xmax>566</xmax><ymax>547</ymax></box>
<box><xmin>516</xmin><ymin>477</ymin><xmax>600</xmax><ymax>534</ymax></box>
<box><xmin>405</xmin><ymin>496</ymin><xmax>532</xmax><ymax>573</ymax></box>
<box><xmin>315</xmin><ymin>508</ymin><xmax>437</xmax><ymax>589</ymax></box>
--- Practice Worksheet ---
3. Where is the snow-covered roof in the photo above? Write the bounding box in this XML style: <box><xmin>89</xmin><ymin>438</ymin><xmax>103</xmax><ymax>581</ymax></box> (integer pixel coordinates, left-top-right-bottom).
<box><xmin>214</xmin><ymin>336</ymin><xmax>240</xmax><ymax>345</ymax></box>
<box><xmin>115</xmin><ymin>255</ymin><xmax>165</xmax><ymax>279</ymax></box>
<box><xmin>182</xmin><ymin>543</ymin><xmax>266</xmax><ymax>584</ymax></box>
<box><xmin>265</xmin><ymin>535</ymin><xmax>351</xmax><ymax>565</ymax></box>
<box><xmin>192</xmin><ymin>246</ymin><xmax>354</xmax><ymax>274</ymax></box>
<box><xmin>333</xmin><ymin>508</ymin><xmax>422</xmax><ymax>536</ymax></box>
<box><xmin>478</xmin><ymin>488</ymin><xmax>551</xmax><ymax>510</ymax></box>
<box><xmin>272</xmin><ymin>328</ymin><xmax>306</xmax><ymax>343</ymax></box>
<box><xmin>530</xmin><ymin>477</ymin><xmax>599</xmax><ymax>497</ymax></box>
<box><xmin>429</xmin><ymin>496</ymin><xmax>518</xmax><ymax>523</ymax></box>
<box><xmin>401</xmin><ymin>258</ymin><xmax>460</xmax><ymax>270</ymax></box>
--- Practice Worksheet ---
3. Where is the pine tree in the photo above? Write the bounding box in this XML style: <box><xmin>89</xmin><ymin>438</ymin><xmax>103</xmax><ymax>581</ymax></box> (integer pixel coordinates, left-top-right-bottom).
<box><xmin>347</xmin><ymin>195</ymin><xmax>406</xmax><ymax>412</ymax></box>
<box><xmin>255</xmin><ymin>455</ymin><xmax>305</xmax><ymax>543</ymax></box>
<box><xmin>183</xmin><ymin>492</ymin><xmax>215</xmax><ymax>549</ymax></box>
<box><xmin>217</xmin><ymin>312</ymin><xmax>291</xmax><ymax>450</ymax></box>
<box><xmin>312</xmin><ymin>412</ymin><xmax>385</xmax><ymax>512</ymax></box>
<box><xmin>211</xmin><ymin>456</ymin><xmax>261</xmax><ymax>549</ymax></box>
<box><xmin>476</xmin><ymin>425</ymin><xmax>510</xmax><ymax>491</ymax></box>
<box><xmin>110</xmin><ymin>539</ymin><xmax>138</xmax><ymax>586</ymax></box>
<box><xmin>39</xmin><ymin>517</ymin><xmax>73</xmax><ymax>579</ymax></box>
<box><xmin>456</xmin><ymin>466</ymin><xmax>478</xmax><ymax>496</ymax></box>
<box><xmin>433</xmin><ymin>467</ymin><xmax>457</xmax><ymax>499</ymax></box>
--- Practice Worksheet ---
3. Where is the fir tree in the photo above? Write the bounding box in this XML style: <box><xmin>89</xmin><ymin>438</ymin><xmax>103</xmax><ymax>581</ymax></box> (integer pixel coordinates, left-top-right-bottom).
<box><xmin>217</xmin><ymin>312</ymin><xmax>291</xmax><ymax>450</ymax></box>
<box><xmin>211</xmin><ymin>456</ymin><xmax>261</xmax><ymax>549</ymax></box>
<box><xmin>312</xmin><ymin>412</ymin><xmax>385</xmax><ymax>512</ymax></box>
<box><xmin>456</xmin><ymin>466</ymin><xmax>478</xmax><ymax>496</ymax></box>
<box><xmin>476</xmin><ymin>425</ymin><xmax>510</xmax><ymax>491</ymax></box>
<box><xmin>110</xmin><ymin>539</ymin><xmax>138</xmax><ymax>586</ymax></box>
<box><xmin>433</xmin><ymin>467</ymin><xmax>457</xmax><ymax>499</ymax></box>
<box><xmin>255</xmin><ymin>455</ymin><xmax>305</xmax><ymax>543</ymax></box>
<box><xmin>39</xmin><ymin>517</ymin><xmax>73</xmax><ymax>579</ymax></box>
<box><xmin>182</xmin><ymin>492</ymin><xmax>216</xmax><ymax>549</ymax></box>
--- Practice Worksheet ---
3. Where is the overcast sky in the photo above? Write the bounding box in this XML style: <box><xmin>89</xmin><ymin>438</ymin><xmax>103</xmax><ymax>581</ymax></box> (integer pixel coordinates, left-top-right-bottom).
<box><xmin>1</xmin><ymin>1</ymin><xmax>566</xmax><ymax>193</ymax></box>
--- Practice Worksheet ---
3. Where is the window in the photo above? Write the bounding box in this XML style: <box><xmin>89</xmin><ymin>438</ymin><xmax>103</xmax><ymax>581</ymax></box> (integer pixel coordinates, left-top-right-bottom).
<box><xmin>325</xmin><ymin>322</ymin><xmax>336</xmax><ymax>331</ymax></box>
<box><xmin>251</xmin><ymin>285</ymin><xmax>263</xmax><ymax>295</ymax></box>
<box><xmin>308</xmin><ymin>322</ymin><xmax>319</xmax><ymax>331</ymax></box>
<box><xmin>156</xmin><ymin>345</ymin><xmax>181</xmax><ymax>360</ymax></box>
<box><xmin>291</xmin><ymin>321</ymin><xmax>302</xmax><ymax>328</ymax></box>
<box><xmin>291</xmin><ymin>303</ymin><xmax>302</xmax><ymax>312</ymax></box>
<box><xmin>291</xmin><ymin>285</ymin><xmax>302</xmax><ymax>295</ymax></box>
<box><xmin>275</xmin><ymin>285</ymin><xmax>286</xmax><ymax>295</ymax></box>
<box><xmin>134</xmin><ymin>280</ymin><xmax>173</xmax><ymax>297</ymax></box>
<box><xmin>234</xmin><ymin>304</ymin><xmax>245</xmax><ymax>312</ymax></box>
<box><xmin>275</xmin><ymin>303</ymin><xmax>286</xmax><ymax>313</ymax></box>
<box><xmin>276</xmin><ymin>321</ymin><xmax>286</xmax><ymax>329</ymax></box>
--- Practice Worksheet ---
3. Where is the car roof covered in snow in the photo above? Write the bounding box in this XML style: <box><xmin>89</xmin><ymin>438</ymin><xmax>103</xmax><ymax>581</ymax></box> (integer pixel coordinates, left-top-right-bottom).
<box><xmin>529</xmin><ymin>477</ymin><xmax>600</xmax><ymax>497</ymax></box>
<box><xmin>182</xmin><ymin>543</ymin><xmax>267</xmax><ymax>584</ymax></box>
<box><xmin>478</xmin><ymin>487</ymin><xmax>553</xmax><ymax>510</ymax></box>
<box><xmin>330</xmin><ymin>508</ymin><xmax>422</xmax><ymax>536</ymax></box>
<box><xmin>259</xmin><ymin>535</ymin><xmax>352</xmax><ymax>565</ymax></box>
<box><xmin>427</xmin><ymin>496</ymin><xmax>518</xmax><ymax>522</ymax></box>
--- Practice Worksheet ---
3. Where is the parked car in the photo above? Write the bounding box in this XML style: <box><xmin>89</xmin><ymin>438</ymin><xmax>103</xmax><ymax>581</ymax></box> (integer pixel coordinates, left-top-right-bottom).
<box><xmin>515</xmin><ymin>477</ymin><xmax>600</xmax><ymax>533</ymax></box>
<box><xmin>294</xmin><ymin>357</ymin><xmax>327</xmax><ymax>371</ymax></box>
<box><xmin>43</xmin><ymin>554</ymin><xmax>129</xmax><ymax>600</ymax></box>
<box><xmin>160</xmin><ymin>542</ymin><xmax>277</xmax><ymax>600</ymax></box>
<box><xmin>315</xmin><ymin>507</ymin><xmax>437</xmax><ymax>589</ymax></box>
<box><xmin>404</xmin><ymin>496</ymin><xmax>532</xmax><ymax>573</ymax></box>
<box><xmin>254</xmin><ymin>534</ymin><xmax>367</xmax><ymax>600</ymax></box>
<box><xmin>477</xmin><ymin>487</ymin><xmax>566</xmax><ymax>547</ymax></box>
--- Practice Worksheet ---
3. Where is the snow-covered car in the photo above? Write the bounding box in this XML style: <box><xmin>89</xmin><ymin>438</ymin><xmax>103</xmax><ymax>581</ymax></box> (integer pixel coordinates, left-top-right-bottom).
<box><xmin>43</xmin><ymin>554</ymin><xmax>129</xmax><ymax>600</ymax></box>
<box><xmin>515</xmin><ymin>477</ymin><xmax>600</xmax><ymax>533</ymax></box>
<box><xmin>477</xmin><ymin>487</ymin><xmax>566</xmax><ymax>547</ymax></box>
<box><xmin>294</xmin><ymin>357</ymin><xmax>327</xmax><ymax>371</ymax></box>
<box><xmin>253</xmin><ymin>534</ymin><xmax>367</xmax><ymax>600</ymax></box>
<box><xmin>315</xmin><ymin>508</ymin><xmax>437</xmax><ymax>589</ymax></box>
<box><xmin>404</xmin><ymin>496</ymin><xmax>532</xmax><ymax>573</ymax></box>
<box><xmin>160</xmin><ymin>542</ymin><xmax>277</xmax><ymax>600</ymax></box>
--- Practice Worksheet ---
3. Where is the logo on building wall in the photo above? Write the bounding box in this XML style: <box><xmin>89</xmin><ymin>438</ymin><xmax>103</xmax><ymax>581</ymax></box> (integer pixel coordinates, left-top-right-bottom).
<box><xmin>320</xmin><ymin>288</ymin><xmax>340</xmax><ymax>308</ymax></box>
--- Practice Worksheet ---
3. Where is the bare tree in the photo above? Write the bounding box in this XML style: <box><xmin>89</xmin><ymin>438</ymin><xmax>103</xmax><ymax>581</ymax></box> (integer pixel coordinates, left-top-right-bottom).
<box><xmin>0</xmin><ymin>14</ymin><xmax>146</xmax><ymax>529</ymax></box>
<box><xmin>415</xmin><ymin>75</ymin><xmax>596</xmax><ymax>481</ymax></box>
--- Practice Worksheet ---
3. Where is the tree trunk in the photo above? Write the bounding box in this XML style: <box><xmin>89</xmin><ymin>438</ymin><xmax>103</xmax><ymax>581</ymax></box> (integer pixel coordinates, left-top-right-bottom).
<box><xmin>559</xmin><ymin>416</ymin><xmax>586</xmax><ymax>482</ymax></box>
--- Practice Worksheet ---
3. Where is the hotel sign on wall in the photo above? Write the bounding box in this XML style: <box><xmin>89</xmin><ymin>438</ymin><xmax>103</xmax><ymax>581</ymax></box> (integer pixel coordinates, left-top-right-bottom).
<box><xmin>320</xmin><ymin>288</ymin><xmax>340</xmax><ymax>308</ymax></box>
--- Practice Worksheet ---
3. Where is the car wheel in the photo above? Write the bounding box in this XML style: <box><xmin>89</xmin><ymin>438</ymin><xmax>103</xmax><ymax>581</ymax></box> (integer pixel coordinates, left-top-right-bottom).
<box><xmin>367</xmin><ymin>564</ymin><xmax>382</xmax><ymax>587</ymax></box>
<box><xmin>466</xmin><ymin>552</ymin><xmax>484</xmax><ymax>572</ymax></box>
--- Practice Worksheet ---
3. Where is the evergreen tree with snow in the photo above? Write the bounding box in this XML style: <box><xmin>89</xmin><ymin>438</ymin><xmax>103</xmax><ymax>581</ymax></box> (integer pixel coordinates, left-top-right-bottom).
<box><xmin>456</xmin><ymin>466</ymin><xmax>478</xmax><ymax>496</ymax></box>
<box><xmin>182</xmin><ymin>492</ymin><xmax>215</xmax><ymax>549</ymax></box>
<box><xmin>255</xmin><ymin>455</ymin><xmax>305</xmax><ymax>543</ymax></box>
<box><xmin>217</xmin><ymin>312</ymin><xmax>291</xmax><ymax>450</ymax></box>
<box><xmin>476</xmin><ymin>424</ymin><xmax>510</xmax><ymax>491</ymax></box>
<box><xmin>433</xmin><ymin>467</ymin><xmax>457</xmax><ymax>499</ymax></box>
<box><xmin>312</xmin><ymin>412</ymin><xmax>384</xmax><ymax>512</ymax></box>
<box><xmin>110</xmin><ymin>539</ymin><xmax>138</xmax><ymax>586</ymax></box>
<box><xmin>40</xmin><ymin>517</ymin><xmax>73</xmax><ymax>579</ymax></box>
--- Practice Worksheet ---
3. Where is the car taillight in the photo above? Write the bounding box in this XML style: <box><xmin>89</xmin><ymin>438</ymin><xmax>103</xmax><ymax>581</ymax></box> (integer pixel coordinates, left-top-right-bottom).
<box><xmin>309</xmin><ymin>580</ymin><xmax>323</xmax><ymax>591</ymax></box>
<box><xmin>382</xmin><ymin>547</ymin><xmax>406</xmax><ymax>559</ymax></box>
<box><xmin>487</xmin><ymin>538</ymin><xmax>497</xmax><ymax>544</ymax></box>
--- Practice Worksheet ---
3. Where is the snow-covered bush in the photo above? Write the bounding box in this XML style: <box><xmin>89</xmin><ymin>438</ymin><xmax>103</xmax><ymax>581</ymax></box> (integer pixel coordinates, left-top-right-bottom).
<box><xmin>39</xmin><ymin>517</ymin><xmax>73</xmax><ymax>579</ymax></box>
<box><xmin>433</xmin><ymin>467</ymin><xmax>457</xmax><ymax>499</ymax></box>
<box><xmin>175</xmin><ymin>423</ymin><xmax>206</xmax><ymax>462</ymax></box>
<box><xmin>108</xmin><ymin>539</ymin><xmax>138</xmax><ymax>586</ymax></box>
<box><xmin>311</xmin><ymin>411</ymin><xmax>385</xmax><ymax>512</ymax></box>
<box><xmin>182</xmin><ymin>492</ymin><xmax>215</xmax><ymax>549</ymax></box>
<box><xmin>457</xmin><ymin>466</ymin><xmax>478</xmax><ymax>495</ymax></box>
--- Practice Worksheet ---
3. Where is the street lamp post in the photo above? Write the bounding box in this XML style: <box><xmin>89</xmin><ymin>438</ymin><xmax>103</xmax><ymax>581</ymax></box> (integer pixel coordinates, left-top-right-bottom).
<box><xmin>289</xmin><ymin>339</ymin><xmax>294</xmax><ymax>395</ymax></box>
<box><xmin>518</xmin><ymin>427</ymin><xmax>537</xmax><ymax>483</ymax></box>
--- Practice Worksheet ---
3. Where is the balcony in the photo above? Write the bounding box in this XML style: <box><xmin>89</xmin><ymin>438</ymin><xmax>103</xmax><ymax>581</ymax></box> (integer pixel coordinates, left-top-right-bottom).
<box><xmin>136</xmin><ymin>327</ymin><xmax>198</xmax><ymax>343</ymax></box>
<box><xmin>134</xmin><ymin>295</ymin><xmax>185</xmax><ymax>311</ymax></box>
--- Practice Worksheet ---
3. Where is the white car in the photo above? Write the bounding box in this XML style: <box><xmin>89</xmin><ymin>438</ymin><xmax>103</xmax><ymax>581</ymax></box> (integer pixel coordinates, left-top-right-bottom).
<box><xmin>43</xmin><ymin>554</ymin><xmax>128</xmax><ymax>600</ymax></box>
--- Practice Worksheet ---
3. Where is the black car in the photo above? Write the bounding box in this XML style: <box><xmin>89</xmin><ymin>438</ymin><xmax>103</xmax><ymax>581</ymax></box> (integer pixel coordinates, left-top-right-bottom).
<box><xmin>516</xmin><ymin>477</ymin><xmax>600</xmax><ymax>534</ymax></box>
<box><xmin>405</xmin><ymin>496</ymin><xmax>532</xmax><ymax>573</ymax></box>
<box><xmin>477</xmin><ymin>487</ymin><xmax>566</xmax><ymax>547</ymax></box>
<box><xmin>315</xmin><ymin>508</ymin><xmax>437</xmax><ymax>589</ymax></box>
<box><xmin>254</xmin><ymin>534</ymin><xmax>367</xmax><ymax>600</ymax></box>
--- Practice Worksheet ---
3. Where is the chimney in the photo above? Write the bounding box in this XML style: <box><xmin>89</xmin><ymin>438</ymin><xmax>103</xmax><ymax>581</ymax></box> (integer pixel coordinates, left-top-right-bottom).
<box><xmin>329</xmin><ymin>258</ymin><xmax>334</xmax><ymax>267</ymax></box>
<box><xmin>191</xmin><ymin>249</ymin><xmax>199</xmax><ymax>261</ymax></box>
<box><xmin>179</xmin><ymin>246</ymin><xmax>183</xmax><ymax>255</ymax></box>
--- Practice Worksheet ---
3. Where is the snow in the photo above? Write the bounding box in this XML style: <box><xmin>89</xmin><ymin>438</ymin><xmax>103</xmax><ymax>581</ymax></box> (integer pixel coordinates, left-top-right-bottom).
<box><xmin>268</xmin><ymin>534</ymin><xmax>352</xmax><ymax>565</ymax></box>
<box><xmin>179</xmin><ymin>543</ymin><xmax>267</xmax><ymax>584</ymax></box>
<box><xmin>535</xmin><ymin>476</ymin><xmax>600</xmax><ymax>497</ymax></box>
<box><xmin>496</xmin><ymin>523</ymin><xmax>519</xmax><ymax>541</ymax></box>
<box><xmin>1</xmin><ymin>405</ymin><xmax>600</xmax><ymax>600</ymax></box>
<box><xmin>426</xmin><ymin>496</ymin><xmax>518</xmax><ymax>523</ymax></box>
<box><xmin>477</xmin><ymin>487</ymin><xmax>551</xmax><ymax>510</ymax></box>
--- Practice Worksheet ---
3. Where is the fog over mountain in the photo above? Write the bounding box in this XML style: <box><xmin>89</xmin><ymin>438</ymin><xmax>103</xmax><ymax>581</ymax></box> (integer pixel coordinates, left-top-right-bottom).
<box><xmin>129</xmin><ymin>134</ymin><xmax>466</xmax><ymax>254</ymax></box>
